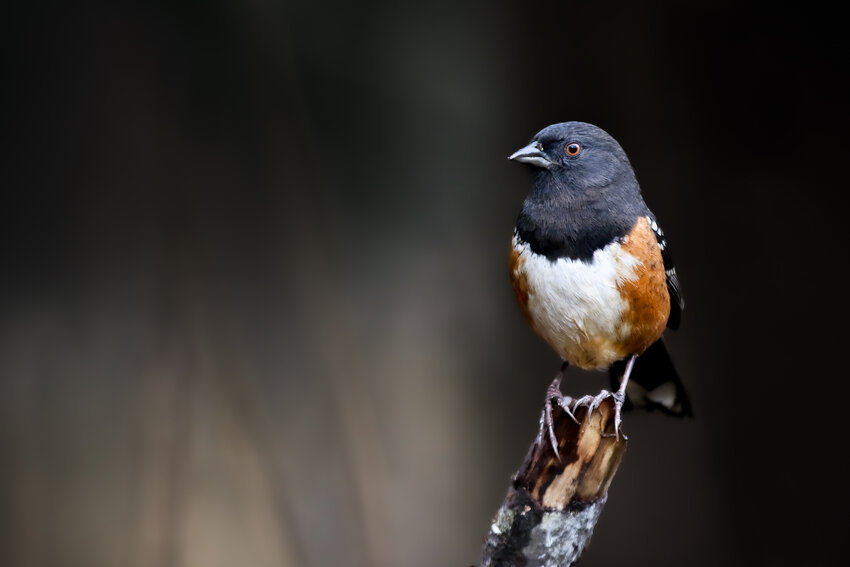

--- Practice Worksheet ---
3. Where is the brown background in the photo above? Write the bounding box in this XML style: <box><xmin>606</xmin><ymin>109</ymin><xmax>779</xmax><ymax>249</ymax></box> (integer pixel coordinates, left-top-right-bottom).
<box><xmin>3</xmin><ymin>1</ymin><xmax>848</xmax><ymax>566</ymax></box>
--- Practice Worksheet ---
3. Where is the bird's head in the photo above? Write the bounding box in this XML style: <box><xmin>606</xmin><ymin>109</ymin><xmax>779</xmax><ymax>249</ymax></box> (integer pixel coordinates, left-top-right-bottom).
<box><xmin>509</xmin><ymin>122</ymin><xmax>635</xmax><ymax>194</ymax></box>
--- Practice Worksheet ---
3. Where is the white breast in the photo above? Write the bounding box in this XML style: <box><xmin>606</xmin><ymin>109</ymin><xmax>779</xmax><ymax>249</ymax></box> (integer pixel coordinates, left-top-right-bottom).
<box><xmin>512</xmin><ymin>234</ymin><xmax>643</xmax><ymax>369</ymax></box>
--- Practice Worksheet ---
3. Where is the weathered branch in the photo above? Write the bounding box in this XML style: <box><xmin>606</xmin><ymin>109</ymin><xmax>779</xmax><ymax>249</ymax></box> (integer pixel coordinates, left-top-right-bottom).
<box><xmin>477</xmin><ymin>397</ymin><xmax>627</xmax><ymax>567</ymax></box>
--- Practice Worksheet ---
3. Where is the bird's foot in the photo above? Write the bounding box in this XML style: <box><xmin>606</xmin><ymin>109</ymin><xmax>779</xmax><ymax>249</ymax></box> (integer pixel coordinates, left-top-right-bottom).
<box><xmin>537</xmin><ymin>375</ymin><xmax>579</xmax><ymax>460</ymax></box>
<box><xmin>572</xmin><ymin>389</ymin><xmax>627</xmax><ymax>440</ymax></box>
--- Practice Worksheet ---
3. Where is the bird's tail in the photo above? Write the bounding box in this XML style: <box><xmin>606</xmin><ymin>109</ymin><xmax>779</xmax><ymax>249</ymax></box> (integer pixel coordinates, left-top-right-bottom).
<box><xmin>610</xmin><ymin>339</ymin><xmax>692</xmax><ymax>417</ymax></box>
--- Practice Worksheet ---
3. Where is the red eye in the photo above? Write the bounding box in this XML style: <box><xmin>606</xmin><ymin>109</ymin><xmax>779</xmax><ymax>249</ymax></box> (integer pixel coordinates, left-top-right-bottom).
<box><xmin>565</xmin><ymin>143</ymin><xmax>581</xmax><ymax>156</ymax></box>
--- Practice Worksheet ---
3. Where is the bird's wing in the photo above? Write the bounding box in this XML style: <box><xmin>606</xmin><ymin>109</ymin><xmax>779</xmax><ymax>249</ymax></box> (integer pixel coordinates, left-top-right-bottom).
<box><xmin>647</xmin><ymin>216</ymin><xmax>684</xmax><ymax>330</ymax></box>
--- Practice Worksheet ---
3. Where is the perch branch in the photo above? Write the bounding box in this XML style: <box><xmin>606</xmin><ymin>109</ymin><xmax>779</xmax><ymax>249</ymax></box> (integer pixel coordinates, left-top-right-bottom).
<box><xmin>477</xmin><ymin>397</ymin><xmax>627</xmax><ymax>567</ymax></box>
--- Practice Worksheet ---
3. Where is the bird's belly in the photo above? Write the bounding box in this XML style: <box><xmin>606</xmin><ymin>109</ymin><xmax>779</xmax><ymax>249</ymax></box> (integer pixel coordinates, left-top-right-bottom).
<box><xmin>511</xmin><ymin>235</ymin><xmax>644</xmax><ymax>369</ymax></box>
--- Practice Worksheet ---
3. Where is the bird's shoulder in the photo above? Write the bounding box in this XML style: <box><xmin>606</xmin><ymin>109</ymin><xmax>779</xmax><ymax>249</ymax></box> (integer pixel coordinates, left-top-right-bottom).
<box><xmin>644</xmin><ymin>215</ymin><xmax>684</xmax><ymax>328</ymax></box>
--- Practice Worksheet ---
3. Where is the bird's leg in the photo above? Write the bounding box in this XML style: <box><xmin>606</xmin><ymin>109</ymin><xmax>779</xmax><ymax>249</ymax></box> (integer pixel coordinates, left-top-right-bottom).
<box><xmin>610</xmin><ymin>355</ymin><xmax>636</xmax><ymax>435</ymax></box>
<box><xmin>537</xmin><ymin>362</ymin><xmax>579</xmax><ymax>460</ymax></box>
<box><xmin>571</xmin><ymin>355</ymin><xmax>637</xmax><ymax>439</ymax></box>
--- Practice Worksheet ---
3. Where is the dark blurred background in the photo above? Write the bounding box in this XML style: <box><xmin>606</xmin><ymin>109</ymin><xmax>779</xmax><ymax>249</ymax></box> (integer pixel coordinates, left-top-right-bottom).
<box><xmin>3</xmin><ymin>1</ymin><xmax>848</xmax><ymax>566</ymax></box>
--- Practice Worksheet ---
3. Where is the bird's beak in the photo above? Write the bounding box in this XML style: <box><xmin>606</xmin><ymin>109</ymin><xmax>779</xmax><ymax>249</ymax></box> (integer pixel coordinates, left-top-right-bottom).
<box><xmin>508</xmin><ymin>140</ymin><xmax>553</xmax><ymax>169</ymax></box>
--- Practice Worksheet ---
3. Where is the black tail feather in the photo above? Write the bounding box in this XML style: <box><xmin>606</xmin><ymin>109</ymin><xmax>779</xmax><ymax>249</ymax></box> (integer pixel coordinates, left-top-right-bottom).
<box><xmin>609</xmin><ymin>339</ymin><xmax>692</xmax><ymax>417</ymax></box>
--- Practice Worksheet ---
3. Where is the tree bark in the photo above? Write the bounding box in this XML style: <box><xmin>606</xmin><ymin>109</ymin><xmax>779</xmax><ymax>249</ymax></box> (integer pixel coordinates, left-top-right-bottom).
<box><xmin>477</xmin><ymin>397</ymin><xmax>627</xmax><ymax>567</ymax></box>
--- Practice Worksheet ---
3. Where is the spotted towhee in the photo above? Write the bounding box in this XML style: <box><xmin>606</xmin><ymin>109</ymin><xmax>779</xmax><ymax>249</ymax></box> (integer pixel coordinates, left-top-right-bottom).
<box><xmin>509</xmin><ymin>122</ymin><xmax>690</xmax><ymax>451</ymax></box>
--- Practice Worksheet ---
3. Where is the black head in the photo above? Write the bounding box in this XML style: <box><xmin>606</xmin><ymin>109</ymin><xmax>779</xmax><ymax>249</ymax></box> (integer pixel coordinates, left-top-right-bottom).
<box><xmin>510</xmin><ymin>122</ymin><xmax>649</xmax><ymax>261</ymax></box>
<box><xmin>509</xmin><ymin>121</ymin><xmax>638</xmax><ymax>200</ymax></box>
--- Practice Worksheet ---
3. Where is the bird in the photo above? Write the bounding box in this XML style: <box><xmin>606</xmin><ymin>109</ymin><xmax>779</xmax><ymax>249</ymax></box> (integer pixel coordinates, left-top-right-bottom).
<box><xmin>508</xmin><ymin>121</ymin><xmax>690</xmax><ymax>452</ymax></box>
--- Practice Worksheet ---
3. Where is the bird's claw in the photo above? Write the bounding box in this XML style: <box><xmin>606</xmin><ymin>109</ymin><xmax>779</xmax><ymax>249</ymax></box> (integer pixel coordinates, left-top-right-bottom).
<box><xmin>538</xmin><ymin>377</ymin><xmax>578</xmax><ymax>460</ymax></box>
<box><xmin>571</xmin><ymin>389</ymin><xmax>627</xmax><ymax>440</ymax></box>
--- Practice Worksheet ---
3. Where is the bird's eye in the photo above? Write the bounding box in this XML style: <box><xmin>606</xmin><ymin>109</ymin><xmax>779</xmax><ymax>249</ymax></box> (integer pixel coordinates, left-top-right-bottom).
<box><xmin>565</xmin><ymin>143</ymin><xmax>581</xmax><ymax>156</ymax></box>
